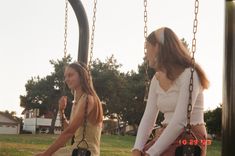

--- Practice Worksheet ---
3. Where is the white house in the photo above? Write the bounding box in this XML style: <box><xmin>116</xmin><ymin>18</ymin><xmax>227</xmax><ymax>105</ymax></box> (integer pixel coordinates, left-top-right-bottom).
<box><xmin>0</xmin><ymin>112</ymin><xmax>20</xmax><ymax>134</ymax></box>
<box><xmin>22</xmin><ymin>109</ymin><xmax>62</xmax><ymax>134</ymax></box>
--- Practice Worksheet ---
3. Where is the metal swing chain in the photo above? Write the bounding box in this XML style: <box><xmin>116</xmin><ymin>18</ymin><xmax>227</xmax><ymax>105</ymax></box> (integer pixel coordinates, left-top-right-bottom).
<box><xmin>143</xmin><ymin>0</ymin><xmax>150</xmax><ymax>103</ymax></box>
<box><xmin>60</xmin><ymin>0</ymin><xmax>69</xmax><ymax>132</ymax></box>
<box><xmin>186</xmin><ymin>0</ymin><xmax>199</xmax><ymax>131</ymax></box>
<box><xmin>80</xmin><ymin>0</ymin><xmax>98</xmax><ymax>142</ymax></box>
<box><xmin>88</xmin><ymin>0</ymin><xmax>97</xmax><ymax>70</ymax></box>
<box><xmin>60</xmin><ymin>0</ymin><xmax>97</xmax><ymax>140</ymax></box>
<box><xmin>64</xmin><ymin>0</ymin><xmax>69</xmax><ymax>59</ymax></box>
<box><xmin>79</xmin><ymin>96</ymin><xmax>89</xmax><ymax>145</ymax></box>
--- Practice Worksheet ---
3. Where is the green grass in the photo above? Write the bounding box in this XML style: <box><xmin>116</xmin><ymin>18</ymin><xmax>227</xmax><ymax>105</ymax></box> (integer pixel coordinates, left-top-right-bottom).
<box><xmin>0</xmin><ymin>134</ymin><xmax>55</xmax><ymax>156</ymax></box>
<box><xmin>0</xmin><ymin>134</ymin><xmax>221</xmax><ymax>156</ymax></box>
<box><xmin>100</xmin><ymin>135</ymin><xmax>135</xmax><ymax>156</ymax></box>
<box><xmin>207</xmin><ymin>139</ymin><xmax>221</xmax><ymax>156</ymax></box>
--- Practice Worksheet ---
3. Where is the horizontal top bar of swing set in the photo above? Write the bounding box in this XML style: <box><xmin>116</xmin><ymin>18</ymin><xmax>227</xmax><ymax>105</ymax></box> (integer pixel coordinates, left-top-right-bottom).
<box><xmin>226</xmin><ymin>0</ymin><xmax>235</xmax><ymax>1</ymax></box>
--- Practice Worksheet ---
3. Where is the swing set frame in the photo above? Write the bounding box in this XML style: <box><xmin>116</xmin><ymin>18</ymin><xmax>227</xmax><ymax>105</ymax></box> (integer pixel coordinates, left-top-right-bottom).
<box><xmin>66</xmin><ymin>0</ymin><xmax>235</xmax><ymax>155</ymax></box>
<box><xmin>67</xmin><ymin>0</ymin><xmax>89</xmax><ymax>64</ymax></box>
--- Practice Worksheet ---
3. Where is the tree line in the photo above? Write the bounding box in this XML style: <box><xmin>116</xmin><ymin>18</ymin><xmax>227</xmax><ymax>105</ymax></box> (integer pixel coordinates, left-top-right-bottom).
<box><xmin>20</xmin><ymin>55</ymin><xmax>156</xmax><ymax>133</ymax></box>
<box><xmin>19</xmin><ymin>55</ymin><xmax>222</xmax><ymax>136</ymax></box>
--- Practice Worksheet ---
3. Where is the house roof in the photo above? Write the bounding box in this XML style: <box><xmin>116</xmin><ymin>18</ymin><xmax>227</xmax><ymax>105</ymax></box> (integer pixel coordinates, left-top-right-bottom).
<box><xmin>0</xmin><ymin>111</ymin><xmax>20</xmax><ymax>123</ymax></box>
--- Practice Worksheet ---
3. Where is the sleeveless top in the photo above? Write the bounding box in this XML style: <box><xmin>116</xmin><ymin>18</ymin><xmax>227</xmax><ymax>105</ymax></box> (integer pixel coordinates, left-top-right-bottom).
<box><xmin>70</xmin><ymin>94</ymin><xmax>102</xmax><ymax>156</ymax></box>
<box><xmin>52</xmin><ymin>94</ymin><xmax>101</xmax><ymax>156</ymax></box>
<box><xmin>72</xmin><ymin>122</ymin><xmax>101</xmax><ymax>156</ymax></box>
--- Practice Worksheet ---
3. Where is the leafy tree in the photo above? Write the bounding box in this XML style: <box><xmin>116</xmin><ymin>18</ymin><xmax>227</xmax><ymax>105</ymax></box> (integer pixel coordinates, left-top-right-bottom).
<box><xmin>204</xmin><ymin>105</ymin><xmax>222</xmax><ymax>137</ymax></box>
<box><xmin>91</xmin><ymin>55</ymin><xmax>125</xmax><ymax>117</ymax></box>
<box><xmin>122</xmin><ymin>62</ymin><xmax>165</xmax><ymax>130</ymax></box>
<box><xmin>91</xmin><ymin>55</ymin><xmax>160</xmax><ymax>132</ymax></box>
<box><xmin>19</xmin><ymin>54</ymin><xmax>166</xmax><ymax>134</ymax></box>
<box><xmin>181</xmin><ymin>38</ymin><xmax>190</xmax><ymax>50</ymax></box>
<box><xmin>4</xmin><ymin>110</ymin><xmax>17</xmax><ymax>116</ymax></box>
<box><xmin>20</xmin><ymin>56</ymin><xmax>73</xmax><ymax>133</ymax></box>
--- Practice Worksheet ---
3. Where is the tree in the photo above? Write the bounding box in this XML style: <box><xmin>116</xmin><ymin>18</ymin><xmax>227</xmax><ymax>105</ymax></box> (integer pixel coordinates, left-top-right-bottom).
<box><xmin>121</xmin><ymin>62</ymin><xmax>164</xmax><ymax>130</ymax></box>
<box><xmin>91</xmin><ymin>38</ymin><xmax>193</xmax><ymax>132</ymax></box>
<box><xmin>181</xmin><ymin>38</ymin><xmax>190</xmax><ymax>50</ymax></box>
<box><xmin>91</xmin><ymin>55</ymin><xmax>125</xmax><ymax>117</ymax></box>
<box><xmin>204</xmin><ymin>105</ymin><xmax>222</xmax><ymax>138</ymax></box>
<box><xmin>91</xmin><ymin>55</ymin><xmax>161</xmax><ymax>132</ymax></box>
<box><xmin>20</xmin><ymin>56</ymin><xmax>73</xmax><ymax>133</ymax></box>
<box><xmin>20</xmin><ymin>54</ymin><xmax>166</xmax><ymax>134</ymax></box>
<box><xmin>4</xmin><ymin>110</ymin><xmax>16</xmax><ymax>116</ymax></box>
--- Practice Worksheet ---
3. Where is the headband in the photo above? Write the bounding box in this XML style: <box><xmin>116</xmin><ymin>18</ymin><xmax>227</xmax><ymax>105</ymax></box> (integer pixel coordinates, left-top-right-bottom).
<box><xmin>154</xmin><ymin>27</ymin><xmax>165</xmax><ymax>45</ymax></box>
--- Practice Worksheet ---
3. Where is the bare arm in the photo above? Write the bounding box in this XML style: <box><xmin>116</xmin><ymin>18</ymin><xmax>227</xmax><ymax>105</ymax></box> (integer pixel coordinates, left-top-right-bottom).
<box><xmin>35</xmin><ymin>95</ymin><xmax>95</xmax><ymax>156</ymax></box>
<box><xmin>59</xmin><ymin>96</ymin><xmax>69</xmax><ymax>128</ymax></box>
<box><xmin>59</xmin><ymin>110</ymin><xmax>69</xmax><ymax>129</ymax></box>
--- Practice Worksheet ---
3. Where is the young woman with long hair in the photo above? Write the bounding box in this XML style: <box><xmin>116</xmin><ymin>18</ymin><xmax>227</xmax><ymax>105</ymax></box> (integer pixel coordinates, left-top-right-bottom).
<box><xmin>132</xmin><ymin>27</ymin><xmax>209</xmax><ymax>156</ymax></box>
<box><xmin>35</xmin><ymin>62</ymin><xmax>103</xmax><ymax>156</ymax></box>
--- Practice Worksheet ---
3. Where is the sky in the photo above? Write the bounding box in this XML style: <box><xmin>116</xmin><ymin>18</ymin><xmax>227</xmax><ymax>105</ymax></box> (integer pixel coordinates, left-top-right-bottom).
<box><xmin>0</xmin><ymin>0</ymin><xmax>224</xmax><ymax>117</ymax></box>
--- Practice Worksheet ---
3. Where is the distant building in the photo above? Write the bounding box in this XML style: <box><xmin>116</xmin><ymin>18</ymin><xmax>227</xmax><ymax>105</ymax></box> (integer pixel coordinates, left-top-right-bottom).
<box><xmin>102</xmin><ymin>117</ymin><xmax>134</xmax><ymax>135</ymax></box>
<box><xmin>22</xmin><ymin>108</ymin><xmax>62</xmax><ymax>134</ymax></box>
<box><xmin>0</xmin><ymin>111</ymin><xmax>20</xmax><ymax>134</ymax></box>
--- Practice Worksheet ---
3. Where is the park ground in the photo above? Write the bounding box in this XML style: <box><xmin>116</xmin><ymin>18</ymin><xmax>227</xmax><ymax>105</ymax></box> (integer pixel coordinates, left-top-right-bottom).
<box><xmin>0</xmin><ymin>134</ymin><xmax>221</xmax><ymax>156</ymax></box>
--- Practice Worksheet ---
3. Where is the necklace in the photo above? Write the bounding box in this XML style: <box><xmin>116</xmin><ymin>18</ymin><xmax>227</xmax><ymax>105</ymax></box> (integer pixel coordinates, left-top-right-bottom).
<box><xmin>74</xmin><ymin>92</ymin><xmax>84</xmax><ymax>104</ymax></box>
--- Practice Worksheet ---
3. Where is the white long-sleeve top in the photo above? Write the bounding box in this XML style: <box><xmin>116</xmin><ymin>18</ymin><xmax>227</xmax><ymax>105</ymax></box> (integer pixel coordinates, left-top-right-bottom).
<box><xmin>133</xmin><ymin>68</ymin><xmax>205</xmax><ymax>156</ymax></box>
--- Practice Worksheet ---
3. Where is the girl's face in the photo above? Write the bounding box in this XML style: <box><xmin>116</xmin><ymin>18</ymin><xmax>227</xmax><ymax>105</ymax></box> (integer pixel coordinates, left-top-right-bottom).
<box><xmin>145</xmin><ymin>41</ymin><xmax>159</xmax><ymax>68</ymax></box>
<box><xmin>64</xmin><ymin>67</ymin><xmax>81</xmax><ymax>90</ymax></box>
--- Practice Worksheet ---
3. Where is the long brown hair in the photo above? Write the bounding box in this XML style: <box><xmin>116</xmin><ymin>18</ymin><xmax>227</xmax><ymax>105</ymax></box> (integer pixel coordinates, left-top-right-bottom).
<box><xmin>147</xmin><ymin>27</ymin><xmax>209</xmax><ymax>89</ymax></box>
<box><xmin>68</xmin><ymin>62</ymin><xmax>103</xmax><ymax>124</ymax></box>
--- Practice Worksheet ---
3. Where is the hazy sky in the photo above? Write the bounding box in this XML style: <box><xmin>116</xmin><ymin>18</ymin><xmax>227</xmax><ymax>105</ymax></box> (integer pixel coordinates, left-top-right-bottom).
<box><xmin>0</xmin><ymin>0</ymin><xmax>224</xmax><ymax>117</ymax></box>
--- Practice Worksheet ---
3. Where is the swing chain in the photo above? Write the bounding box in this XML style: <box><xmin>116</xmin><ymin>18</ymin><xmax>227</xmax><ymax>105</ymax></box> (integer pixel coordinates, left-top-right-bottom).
<box><xmin>88</xmin><ymin>0</ymin><xmax>98</xmax><ymax>70</ymax></box>
<box><xmin>191</xmin><ymin>0</ymin><xmax>199</xmax><ymax>64</ymax></box>
<box><xmin>60</xmin><ymin>0</ymin><xmax>69</xmax><ymax>132</ymax></box>
<box><xmin>144</xmin><ymin>0</ymin><xmax>148</xmax><ymax>41</ymax></box>
<box><xmin>63</xmin><ymin>0</ymin><xmax>69</xmax><ymax>59</ymax></box>
<box><xmin>187</xmin><ymin>0</ymin><xmax>199</xmax><ymax>130</ymax></box>
<box><xmin>143</xmin><ymin>0</ymin><xmax>150</xmax><ymax>103</ymax></box>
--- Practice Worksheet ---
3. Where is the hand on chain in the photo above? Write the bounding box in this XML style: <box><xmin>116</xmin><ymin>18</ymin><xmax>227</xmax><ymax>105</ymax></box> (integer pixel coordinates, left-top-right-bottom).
<box><xmin>59</xmin><ymin>96</ymin><xmax>67</xmax><ymax>113</ymax></box>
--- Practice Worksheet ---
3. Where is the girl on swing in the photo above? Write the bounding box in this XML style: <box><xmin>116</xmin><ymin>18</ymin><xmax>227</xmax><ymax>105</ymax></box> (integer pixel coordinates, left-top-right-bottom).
<box><xmin>132</xmin><ymin>27</ymin><xmax>209</xmax><ymax>156</ymax></box>
<box><xmin>35</xmin><ymin>62</ymin><xmax>103</xmax><ymax>156</ymax></box>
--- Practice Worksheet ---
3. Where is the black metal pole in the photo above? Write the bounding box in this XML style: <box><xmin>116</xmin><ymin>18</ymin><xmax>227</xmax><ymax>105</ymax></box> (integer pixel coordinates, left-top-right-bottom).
<box><xmin>68</xmin><ymin>0</ymin><xmax>89</xmax><ymax>64</ymax></box>
<box><xmin>223</xmin><ymin>0</ymin><xmax>235</xmax><ymax>155</ymax></box>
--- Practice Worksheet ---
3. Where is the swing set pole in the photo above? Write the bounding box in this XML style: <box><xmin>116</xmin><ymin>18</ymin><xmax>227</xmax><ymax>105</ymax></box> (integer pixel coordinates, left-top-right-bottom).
<box><xmin>223</xmin><ymin>0</ymin><xmax>235</xmax><ymax>155</ymax></box>
<box><xmin>68</xmin><ymin>0</ymin><xmax>89</xmax><ymax>64</ymax></box>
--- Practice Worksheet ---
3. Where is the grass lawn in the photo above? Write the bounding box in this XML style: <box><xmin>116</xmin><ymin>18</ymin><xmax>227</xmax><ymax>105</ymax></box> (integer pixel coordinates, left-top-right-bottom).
<box><xmin>0</xmin><ymin>134</ymin><xmax>221</xmax><ymax>156</ymax></box>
